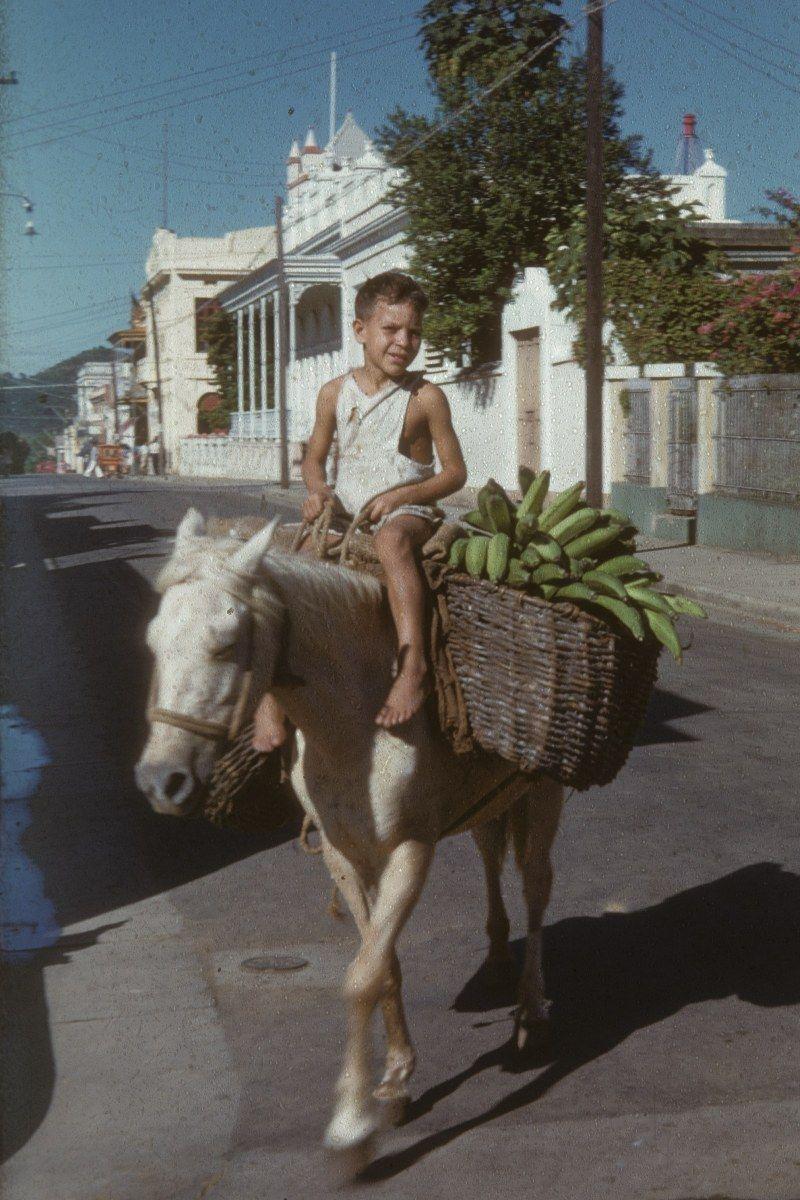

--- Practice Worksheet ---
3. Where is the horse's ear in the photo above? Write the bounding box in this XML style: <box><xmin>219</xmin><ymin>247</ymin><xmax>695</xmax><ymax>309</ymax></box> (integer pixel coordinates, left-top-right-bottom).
<box><xmin>176</xmin><ymin>508</ymin><xmax>206</xmax><ymax>541</ymax></box>
<box><xmin>229</xmin><ymin>516</ymin><xmax>280</xmax><ymax>576</ymax></box>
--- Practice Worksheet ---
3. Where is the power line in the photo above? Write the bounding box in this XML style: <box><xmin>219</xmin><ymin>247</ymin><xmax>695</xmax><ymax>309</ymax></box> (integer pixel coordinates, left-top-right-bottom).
<box><xmin>645</xmin><ymin>0</ymin><xmax>800</xmax><ymax>98</ymax></box>
<box><xmin>6</xmin><ymin>31</ymin><xmax>421</xmax><ymax>154</ymax></box>
<box><xmin>676</xmin><ymin>0</ymin><xmax>800</xmax><ymax>63</ymax></box>
<box><xmin>5</xmin><ymin>294</ymin><xmax>132</xmax><ymax>331</ymax></box>
<box><xmin>5</xmin><ymin>20</ymin><xmax>417</xmax><ymax>140</ymax></box>
<box><xmin>664</xmin><ymin>0</ymin><xmax>800</xmax><ymax>82</ymax></box>
<box><xmin>1</xmin><ymin>13</ymin><xmax>418</xmax><ymax>128</ymax></box>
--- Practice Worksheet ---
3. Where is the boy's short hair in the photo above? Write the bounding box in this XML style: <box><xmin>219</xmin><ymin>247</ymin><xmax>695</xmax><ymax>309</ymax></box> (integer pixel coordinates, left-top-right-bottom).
<box><xmin>354</xmin><ymin>271</ymin><xmax>428</xmax><ymax>322</ymax></box>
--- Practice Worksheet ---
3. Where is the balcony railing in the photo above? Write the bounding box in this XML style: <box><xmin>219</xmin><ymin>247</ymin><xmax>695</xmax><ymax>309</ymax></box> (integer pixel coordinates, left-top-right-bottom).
<box><xmin>229</xmin><ymin>409</ymin><xmax>293</xmax><ymax>440</ymax></box>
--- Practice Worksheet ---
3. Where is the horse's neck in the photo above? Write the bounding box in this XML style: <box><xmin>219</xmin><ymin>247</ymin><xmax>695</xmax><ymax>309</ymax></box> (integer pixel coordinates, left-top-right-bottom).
<box><xmin>261</xmin><ymin>554</ymin><xmax>394</xmax><ymax>750</ymax></box>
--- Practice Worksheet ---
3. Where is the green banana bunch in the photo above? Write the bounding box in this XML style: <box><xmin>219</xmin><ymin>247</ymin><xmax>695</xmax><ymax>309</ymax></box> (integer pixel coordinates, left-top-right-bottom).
<box><xmin>486</xmin><ymin>493</ymin><xmax>513</xmax><ymax>537</ymax></box>
<box><xmin>487</xmin><ymin>532</ymin><xmax>511</xmax><ymax>583</ymax></box>
<box><xmin>538</xmin><ymin>480</ymin><xmax>586</xmax><ymax>532</ymax></box>
<box><xmin>449</xmin><ymin>470</ymin><xmax>706</xmax><ymax>662</ymax></box>
<box><xmin>465</xmin><ymin>535</ymin><xmax>489</xmax><ymax>578</ymax></box>
<box><xmin>516</xmin><ymin>469</ymin><xmax>551</xmax><ymax>521</ymax></box>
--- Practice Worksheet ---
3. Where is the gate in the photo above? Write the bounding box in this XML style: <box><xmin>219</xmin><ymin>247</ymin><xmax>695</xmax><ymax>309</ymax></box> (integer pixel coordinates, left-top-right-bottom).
<box><xmin>714</xmin><ymin>375</ymin><xmax>800</xmax><ymax>501</ymax></box>
<box><xmin>666</xmin><ymin>379</ymin><xmax>698</xmax><ymax>513</ymax></box>
<box><xmin>622</xmin><ymin>380</ymin><xmax>651</xmax><ymax>483</ymax></box>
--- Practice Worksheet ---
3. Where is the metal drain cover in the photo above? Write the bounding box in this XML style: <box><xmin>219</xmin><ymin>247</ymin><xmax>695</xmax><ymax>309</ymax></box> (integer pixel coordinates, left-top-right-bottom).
<box><xmin>241</xmin><ymin>954</ymin><xmax>309</xmax><ymax>973</ymax></box>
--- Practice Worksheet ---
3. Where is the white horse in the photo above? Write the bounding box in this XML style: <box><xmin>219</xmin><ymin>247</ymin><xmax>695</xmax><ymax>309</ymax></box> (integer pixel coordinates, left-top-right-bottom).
<box><xmin>136</xmin><ymin>510</ymin><xmax>564</xmax><ymax>1169</ymax></box>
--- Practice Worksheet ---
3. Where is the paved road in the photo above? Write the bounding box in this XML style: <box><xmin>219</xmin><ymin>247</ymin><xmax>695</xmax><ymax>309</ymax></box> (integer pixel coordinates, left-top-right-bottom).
<box><xmin>2</xmin><ymin>476</ymin><xmax>799</xmax><ymax>1200</ymax></box>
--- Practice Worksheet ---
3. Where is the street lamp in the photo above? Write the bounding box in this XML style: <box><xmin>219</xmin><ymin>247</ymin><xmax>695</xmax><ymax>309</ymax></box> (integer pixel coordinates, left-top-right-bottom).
<box><xmin>2</xmin><ymin>191</ymin><xmax>37</xmax><ymax>235</ymax></box>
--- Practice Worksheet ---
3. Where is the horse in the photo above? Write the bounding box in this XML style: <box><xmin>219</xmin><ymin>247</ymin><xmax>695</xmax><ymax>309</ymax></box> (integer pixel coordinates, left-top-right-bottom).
<box><xmin>136</xmin><ymin>509</ymin><xmax>564</xmax><ymax>1170</ymax></box>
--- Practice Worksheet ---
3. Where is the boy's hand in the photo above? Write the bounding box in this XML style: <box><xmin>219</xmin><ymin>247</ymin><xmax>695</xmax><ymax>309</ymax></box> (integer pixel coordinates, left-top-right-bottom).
<box><xmin>365</xmin><ymin>489</ymin><xmax>408</xmax><ymax>523</ymax></box>
<box><xmin>302</xmin><ymin>487</ymin><xmax>334</xmax><ymax>523</ymax></box>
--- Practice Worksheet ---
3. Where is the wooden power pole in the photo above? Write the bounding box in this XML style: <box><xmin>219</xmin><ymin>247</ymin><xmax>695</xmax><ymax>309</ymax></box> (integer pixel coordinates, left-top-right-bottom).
<box><xmin>274</xmin><ymin>194</ymin><xmax>290</xmax><ymax>488</ymax></box>
<box><xmin>585</xmin><ymin>1</ymin><xmax>604</xmax><ymax>507</ymax></box>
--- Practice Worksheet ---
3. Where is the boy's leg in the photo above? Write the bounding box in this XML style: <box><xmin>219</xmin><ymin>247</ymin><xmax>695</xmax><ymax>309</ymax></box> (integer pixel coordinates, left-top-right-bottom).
<box><xmin>372</xmin><ymin>514</ymin><xmax>432</xmax><ymax>728</ymax></box>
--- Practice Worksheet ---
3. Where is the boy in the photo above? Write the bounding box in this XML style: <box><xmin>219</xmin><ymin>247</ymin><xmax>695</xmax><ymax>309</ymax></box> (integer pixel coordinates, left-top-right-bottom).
<box><xmin>252</xmin><ymin>270</ymin><xmax>467</xmax><ymax>751</ymax></box>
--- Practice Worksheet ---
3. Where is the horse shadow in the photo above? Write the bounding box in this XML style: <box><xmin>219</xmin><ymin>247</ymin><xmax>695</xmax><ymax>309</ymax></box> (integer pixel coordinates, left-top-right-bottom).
<box><xmin>363</xmin><ymin>861</ymin><xmax>800</xmax><ymax>1181</ymax></box>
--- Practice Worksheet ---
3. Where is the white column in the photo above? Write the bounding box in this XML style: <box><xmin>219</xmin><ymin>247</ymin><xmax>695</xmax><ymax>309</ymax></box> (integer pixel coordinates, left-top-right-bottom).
<box><xmin>236</xmin><ymin>308</ymin><xmax>244</xmax><ymax>417</ymax></box>
<box><xmin>259</xmin><ymin>296</ymin><xmax>268</xmax><ymax>424</ymax></box>
<box><xmin>289</xmin><ymin>286</ymin><xmax>297</xmax><ymax>363</ymax></box>
<box><xmin>273</xmin><ymin>296</ymin><xmax>281</xmax><ymax>440</ymax></box>
<box><xmin>248</xmin><ymin>303</ymin><xmax>256</xmax><ymax>422</ymax></box>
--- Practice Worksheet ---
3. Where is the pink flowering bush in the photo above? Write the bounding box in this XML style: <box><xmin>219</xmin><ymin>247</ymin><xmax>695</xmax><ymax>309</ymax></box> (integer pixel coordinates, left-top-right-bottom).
<box><xmin>699</xmin><ymin>191</ymin><xmax>800</xmax><ymax>375</ymax></box>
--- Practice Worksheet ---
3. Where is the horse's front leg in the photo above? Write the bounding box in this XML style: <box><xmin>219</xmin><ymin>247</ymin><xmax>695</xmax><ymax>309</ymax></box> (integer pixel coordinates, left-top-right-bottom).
<box><xmin>510</xmin><ymin>777</ymin><xmax>563</xmax><ymax>1051</ymax></box>
<box><xmin>320</xmin><ymin>840</ymin><xmax>416</xmax><ymax>1113</ymax></box>
<box><xmin>325</xmin><ymin>838</ymin><xmax>433</xmax><ymax>1161</ymax></box>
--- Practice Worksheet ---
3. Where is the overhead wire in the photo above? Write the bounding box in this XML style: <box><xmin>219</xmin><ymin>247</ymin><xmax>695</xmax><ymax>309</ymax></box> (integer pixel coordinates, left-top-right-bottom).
<box><xmin>1</xmin><ymin>12</ymin><xmax>418</xmax><ymax>128</ymax></box>
<box><xmin>643</xmin><ymin>0</ymin><xmax>800</xmax><ymax>97</ymax></box>
<box><xmin>6</xmin><ymin>31</ymin><xmax>422</xmax><ymax>154</ymax></box>
<box><xmin>4</xmin><ymin>17</ymin><xmax>419</xmax><ymax>140</ymax></box>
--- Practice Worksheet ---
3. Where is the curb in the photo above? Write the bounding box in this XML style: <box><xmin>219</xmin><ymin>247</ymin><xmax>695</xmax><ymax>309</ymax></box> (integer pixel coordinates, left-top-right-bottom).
<box><xmin>668</xmin><ymin>581</ymin><xmax>800</xmax><ymax>636</ymax></box>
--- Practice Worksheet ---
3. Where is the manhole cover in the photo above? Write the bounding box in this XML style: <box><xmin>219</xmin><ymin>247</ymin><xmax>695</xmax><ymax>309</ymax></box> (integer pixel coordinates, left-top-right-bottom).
<box><xmin>241</xmin><ymin>954</ymin><xmax>309</xmax><ymax>973</ymax></box>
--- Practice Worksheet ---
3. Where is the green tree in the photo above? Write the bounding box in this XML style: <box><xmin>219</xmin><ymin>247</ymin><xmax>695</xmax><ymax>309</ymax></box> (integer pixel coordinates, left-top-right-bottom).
<box><xmin>0</xmin><ymin>430</ymin><xmax>31</xmax><ymax>475</ymax></box>
<box><xmin>545</xmin><ymin>181</ymin><xmax>725</xmax><ymax>366</ymax></box>
<box><xmin>377</xmin><ymin>0</ymin><xmax>656</xmax><ymax>364</ymax></box>
<box><xmin>198</xmin><ymin>301</ymin><xmax>238</xmax><ymax>430</ymax></box>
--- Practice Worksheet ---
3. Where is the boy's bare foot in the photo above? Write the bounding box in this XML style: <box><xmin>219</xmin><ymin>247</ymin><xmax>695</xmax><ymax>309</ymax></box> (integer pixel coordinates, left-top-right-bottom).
<box><xmin>375</xmin><ymin>650</ymin><xmax>430</xmax><ymax>728</ymax></box>
<box><xmin>252</xmin><ymin>694</ymin><xmax>289</xmax><ymax>753</ymax></box>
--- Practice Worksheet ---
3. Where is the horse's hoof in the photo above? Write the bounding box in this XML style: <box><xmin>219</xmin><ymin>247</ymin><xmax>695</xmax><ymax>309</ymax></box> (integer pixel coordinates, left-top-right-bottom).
<box><xmin>325</xmin><ymin>1134</ymin><xmax>377</xmax><ymax>1183</ymax></box>
<box><xmin>514</xmin><ymin>1013</ymin><xmax>552</xmax><ymax>1057</ymax></box>
<box><xmin>373</xmin><ymin>1086</ymin><xmax>410</xmax><ymax>1127</ymax></box>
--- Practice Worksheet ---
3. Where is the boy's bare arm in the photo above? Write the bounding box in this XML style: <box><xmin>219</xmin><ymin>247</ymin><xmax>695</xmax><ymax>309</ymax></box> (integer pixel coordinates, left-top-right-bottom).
<box><xmin>301</xmin><ymin>379</ymin><xmax>341</xmax><ymax>520</ymax></box>
<box><xmin>365</xmin><ymin>384</ymin><xmax>467</xmax><ymax>521</ymax></box>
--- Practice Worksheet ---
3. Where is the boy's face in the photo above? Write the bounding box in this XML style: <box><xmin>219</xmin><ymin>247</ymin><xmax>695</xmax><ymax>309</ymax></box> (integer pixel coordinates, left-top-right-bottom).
<box><xmin>353</xmin><ymin>298</ymin><xmax>423</xmax><ymax>379</ymax></box>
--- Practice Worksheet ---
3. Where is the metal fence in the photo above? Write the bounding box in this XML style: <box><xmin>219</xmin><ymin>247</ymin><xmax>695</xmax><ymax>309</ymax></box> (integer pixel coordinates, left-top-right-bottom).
<box><xmin>623</xmin><ymin>381</ymin><xmax>651</xmax><ymax>484</ymax></box>
<box><xmin>714</xmin><ymin>375</ymin><xmax>800</xmax><ymax>501</ymax></box>
<box><xmin>667</xmin><ymin>379</ymin><xmax>699</xmax><ymax>513</ymax></box>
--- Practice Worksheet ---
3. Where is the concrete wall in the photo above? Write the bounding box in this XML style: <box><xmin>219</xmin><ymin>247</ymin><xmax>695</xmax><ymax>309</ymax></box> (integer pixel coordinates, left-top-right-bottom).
<box><xmin>697</xmin><ymin>493</ymin><xmax>800</xmax><ymax>557</ymax></box>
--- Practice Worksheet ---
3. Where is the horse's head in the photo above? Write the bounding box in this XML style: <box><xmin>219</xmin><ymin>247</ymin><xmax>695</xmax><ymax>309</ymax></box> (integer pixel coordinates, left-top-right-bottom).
<box><xmin>136</xmin><ymin>509</ymin><xmax>283</xmax><ymax>816</ymax></box>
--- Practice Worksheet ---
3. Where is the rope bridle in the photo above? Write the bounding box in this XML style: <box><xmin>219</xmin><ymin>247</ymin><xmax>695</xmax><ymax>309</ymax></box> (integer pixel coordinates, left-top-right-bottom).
<box><xmin>147</xmin><ymin>568</ymin><xmax>283</xmax><ymax>744</ymax></box>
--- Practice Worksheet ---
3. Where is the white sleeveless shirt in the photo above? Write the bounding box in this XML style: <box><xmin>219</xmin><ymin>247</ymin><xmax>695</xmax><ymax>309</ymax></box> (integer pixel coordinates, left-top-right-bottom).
<box><xmin>333</xmin><ymin>371</ymin><xmax>436</xmax><ymax>518</ymax></box>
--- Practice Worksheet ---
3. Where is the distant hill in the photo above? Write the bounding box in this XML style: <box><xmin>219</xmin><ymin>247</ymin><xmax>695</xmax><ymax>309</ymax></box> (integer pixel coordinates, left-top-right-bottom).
<box><xmin>0</xmin><ymin>347</ymin><xmax>116</xmax><ymax>440</ymax></box>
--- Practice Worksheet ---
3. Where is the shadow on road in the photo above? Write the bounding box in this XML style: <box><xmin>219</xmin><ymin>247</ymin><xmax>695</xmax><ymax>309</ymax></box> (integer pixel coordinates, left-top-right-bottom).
<box><xmin>364</xmin><ymin>861</ymin><xmax>800</xmax><ymax>1182</ymax></box>
<box><xmin>1</xmin><ymin>489</ymin><xmax>296</xmax><ymax>1164</ymax></box>
<box><xmin>635</xmin><ymin>683</ymin><xmax>713</xmax><ymax>746</ymax></box>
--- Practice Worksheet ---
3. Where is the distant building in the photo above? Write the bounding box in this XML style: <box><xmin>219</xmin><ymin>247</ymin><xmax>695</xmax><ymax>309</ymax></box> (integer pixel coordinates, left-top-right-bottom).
<box><xmin>138</xmin><ymin>224</ymin><xmax>276</xmax><ymax>470</ymax></box>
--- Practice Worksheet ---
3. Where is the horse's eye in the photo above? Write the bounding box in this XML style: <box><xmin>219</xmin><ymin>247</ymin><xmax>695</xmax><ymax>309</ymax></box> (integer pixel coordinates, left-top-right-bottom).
<box><xmin>210</xmin><ymin>643</ymin><xmax>237</xmax><ymax>662</ymax></box>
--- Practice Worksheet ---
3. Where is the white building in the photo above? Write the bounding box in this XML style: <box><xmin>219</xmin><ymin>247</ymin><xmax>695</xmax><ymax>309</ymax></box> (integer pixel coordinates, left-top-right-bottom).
<box><xmin>138</xmin><ymin>224</ymin><xmax>276</xmax><ymax>470</ymax></box>
<box><xmin>177</xmin><ymin>112</ymin><xmax>734</xmax><ymax>493</ymax></box>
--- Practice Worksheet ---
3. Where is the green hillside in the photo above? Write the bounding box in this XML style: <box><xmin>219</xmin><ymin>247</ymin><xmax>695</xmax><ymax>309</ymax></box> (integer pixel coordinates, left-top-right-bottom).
<box><xmin>0</xmin><ymin>347</ymin><xmax>116</xmax><ymax>441</ymax></box>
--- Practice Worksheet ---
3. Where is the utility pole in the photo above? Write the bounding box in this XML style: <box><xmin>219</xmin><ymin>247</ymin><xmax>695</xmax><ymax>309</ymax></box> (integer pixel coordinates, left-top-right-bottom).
<box><xmin>329</xmin><ymin>51</ymin><xmax>337</xmax><ymax>145</ymax></box>
<box><xmin>146</xmin><ymin>291</ymin><xmax>166</xmax><ymax>475</ymax></box>
<box><xmin>584</xmin><ymin>0</ymin><xmax>604</xmax><ymax>507</ymax></box>
<box><xmin>161</xmin><ymin>120</ymin><xmax>170</xmax><ymax>229</ymax></box>
<box><xmin>109</xmin><ymin>347</ymin><xmax>120</xmax><ymax>440</ymax></box>
<box><xmin>274</xmin><ymin>195</ymin><xmax>290</xmax><ymax>488</ymax></box>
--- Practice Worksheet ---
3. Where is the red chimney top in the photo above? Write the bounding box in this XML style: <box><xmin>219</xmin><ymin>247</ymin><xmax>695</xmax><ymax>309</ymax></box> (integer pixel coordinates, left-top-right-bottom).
<box><xmin>682</xmin><ymin>113</ymin><xmax>697</xmax><ymax>137</ymax></box>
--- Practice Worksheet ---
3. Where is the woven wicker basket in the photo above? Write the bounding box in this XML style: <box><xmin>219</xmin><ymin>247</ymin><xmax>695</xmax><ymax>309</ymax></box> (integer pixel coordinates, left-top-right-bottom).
<box><xmin>200</xmin><ymin>723</ymin><xmax>298</xmax><ymax>833</ymax></box>
<box><xmin>443</xmin><ymin>575</ymin><xmax>660</xmax><ymax>790</ymax></box>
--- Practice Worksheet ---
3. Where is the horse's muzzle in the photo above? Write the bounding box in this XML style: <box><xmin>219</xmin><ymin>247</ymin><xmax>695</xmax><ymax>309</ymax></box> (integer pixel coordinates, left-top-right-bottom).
<box><xmin>135</xmin><ymin>760</ymin><xmax>203</xmax><ymax>817</ymax></box>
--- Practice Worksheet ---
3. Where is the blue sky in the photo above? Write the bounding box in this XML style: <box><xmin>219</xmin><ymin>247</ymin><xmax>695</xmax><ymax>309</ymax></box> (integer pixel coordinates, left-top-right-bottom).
<box><xmin>2</xmin><ymin>0</ymin><xmax>798</xmax><ymax>376</ymax></box>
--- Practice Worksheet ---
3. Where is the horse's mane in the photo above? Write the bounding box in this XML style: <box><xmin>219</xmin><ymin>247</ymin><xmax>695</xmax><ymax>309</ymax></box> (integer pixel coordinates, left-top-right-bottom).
<box><xmin>156</xmin><ymin>529</ymin><xmax>384</xmax><ymax>626</ymax></box>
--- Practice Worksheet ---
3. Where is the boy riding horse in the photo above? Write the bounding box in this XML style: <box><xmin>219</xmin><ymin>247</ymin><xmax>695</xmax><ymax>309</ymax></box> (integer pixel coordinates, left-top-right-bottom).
<box><xmin>252</xmin><ymin>270</ymin><xmax>468</xmax><ymax>751</ymax></box>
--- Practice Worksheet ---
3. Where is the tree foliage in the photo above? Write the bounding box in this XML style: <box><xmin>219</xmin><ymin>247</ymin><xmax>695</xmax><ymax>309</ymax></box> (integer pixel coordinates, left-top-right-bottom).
<box><xmin>545</xmin><ymin>180</ymin><xmax>725</xmax><ymax>366</ymax></box>
<box><xmin>198</xmin><ymin>301</ymin><xmax>238</xmax><ymax>431</ymax></box>
<box><xmin>377</xmin><ymin>0</ymin><xmax>655</xmax><ymax>364</ymax></box>
<box><xmin>697</xmin><ymin>199</ymin><xmax>800</xmax><ymax>376</ymax></box>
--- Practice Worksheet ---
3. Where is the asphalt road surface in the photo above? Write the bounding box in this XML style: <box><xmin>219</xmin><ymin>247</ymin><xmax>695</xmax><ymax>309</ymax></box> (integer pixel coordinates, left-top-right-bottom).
<box><xmin>2</xmin><ymin>475</ymin><xmax>799</xmax><ymax>1200</ymax></box>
